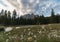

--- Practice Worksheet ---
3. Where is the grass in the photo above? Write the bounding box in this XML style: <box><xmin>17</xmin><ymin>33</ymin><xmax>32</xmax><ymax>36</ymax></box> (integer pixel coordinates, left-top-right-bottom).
<box><xmin>0</xmin><ymin>24</ymin><xmax>60</xmax><ymax>42</ymax></box>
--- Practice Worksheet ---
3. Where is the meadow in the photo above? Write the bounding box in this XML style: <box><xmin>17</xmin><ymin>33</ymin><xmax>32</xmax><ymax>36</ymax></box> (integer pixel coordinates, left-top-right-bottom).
<box><xmin>0</xmin><ymin>24</ymin><xmax>60</xmax><ymax>42</ymax></box>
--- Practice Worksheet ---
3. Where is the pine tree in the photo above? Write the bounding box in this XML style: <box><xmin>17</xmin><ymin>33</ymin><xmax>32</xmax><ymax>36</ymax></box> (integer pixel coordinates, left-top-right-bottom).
<box><xmin>8</xmin><ymin>11</ymin><xmax>11</xmax><ymax>19</ymax></box>
<box><xmin>0</xmin><ymin>9</ymin><xmax>4</xmax><ymax>15</ymax></box>
<box><xmin>5</xmin><ymin>10</ymin><xmax>7</xmax><ymax>17</ymax></box>
<box><xmin>7</xmin><ymin>11</ymin><xmax>11</xmax><ymax>25</ymax></box>
<box><xmin>0</xmin><ymin>9</ymin><xmax>4</xmax><ymax>24</ymax></box>
<box><xmin>12</xmin><ymin>9</ymin><xmax>17</xmax><ymax>25</ymax></box>
<box><xmin>50</xmin><ymin>9</ymin><xmax>56</xmax><ymax>23</ymax></box>
<box><xmin>12</xmin><ymin>9</ymin><xmax>17</xmax><ymax>20</ymax></box>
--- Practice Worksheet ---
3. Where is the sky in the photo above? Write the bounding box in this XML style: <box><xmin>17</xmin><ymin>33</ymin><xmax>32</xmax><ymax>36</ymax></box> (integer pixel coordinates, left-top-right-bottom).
<box><xmin>0</xmin><ymin>0</ymin><xmax>60</xmax><ymax>16</ymax></box>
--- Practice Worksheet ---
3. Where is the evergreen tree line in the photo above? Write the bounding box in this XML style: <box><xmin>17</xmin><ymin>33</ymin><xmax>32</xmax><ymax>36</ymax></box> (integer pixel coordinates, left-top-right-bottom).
<box><xmin>0</xmin><ymin>9</ymin><xmax>60</xmax><ymax>26</ymax></box>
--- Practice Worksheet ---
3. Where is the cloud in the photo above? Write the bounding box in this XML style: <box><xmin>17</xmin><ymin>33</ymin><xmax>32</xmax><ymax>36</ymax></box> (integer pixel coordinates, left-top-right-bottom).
<box><xmin>0</xmin><ymin>0</ymin><xmax>60</xmax><ymax>16</ymax></box>
<box><xmin>20</xmin><ymin>0</ymin><xmax>53</xmax><ymax>15</ymax></box>
<box><xmin>0</xmin><ymin>0</ymin><xmax>7</xmax><ymax>7</ymax></box>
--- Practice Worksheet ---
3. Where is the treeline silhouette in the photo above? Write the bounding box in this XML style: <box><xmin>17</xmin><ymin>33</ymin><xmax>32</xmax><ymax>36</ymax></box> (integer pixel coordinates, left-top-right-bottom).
<box><xmin>0</xmin><ymin>9</ymin><xmax>60</xmax><ymax>26</ymax></box>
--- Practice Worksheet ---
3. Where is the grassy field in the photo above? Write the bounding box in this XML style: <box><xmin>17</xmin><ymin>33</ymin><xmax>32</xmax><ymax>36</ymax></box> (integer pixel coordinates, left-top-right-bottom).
<box><xmin>0</xmin><ymin>24</ymin><xmax>60</xmax><ymax>42</ymax></box>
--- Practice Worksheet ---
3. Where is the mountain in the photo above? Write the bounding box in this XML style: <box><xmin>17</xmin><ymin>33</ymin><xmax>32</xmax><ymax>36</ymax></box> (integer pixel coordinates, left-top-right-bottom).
<box><xmin>21</xmin><ymin>14</ymin><xmax>38</xmax><ymax>19</ymax></box>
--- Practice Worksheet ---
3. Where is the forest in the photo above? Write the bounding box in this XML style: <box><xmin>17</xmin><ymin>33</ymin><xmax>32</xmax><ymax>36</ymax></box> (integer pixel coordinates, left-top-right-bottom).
<box><xmin>0</xmin><ymin>9</ymin><xmax>60</xmax><ymax>26</ymax></box>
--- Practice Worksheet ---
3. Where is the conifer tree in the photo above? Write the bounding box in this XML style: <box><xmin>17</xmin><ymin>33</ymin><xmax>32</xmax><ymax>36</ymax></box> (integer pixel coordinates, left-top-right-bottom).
<box><xmin>50</xmin><ymin>9</ymin><xmax>56</xmax><ymax>23</ymax></box>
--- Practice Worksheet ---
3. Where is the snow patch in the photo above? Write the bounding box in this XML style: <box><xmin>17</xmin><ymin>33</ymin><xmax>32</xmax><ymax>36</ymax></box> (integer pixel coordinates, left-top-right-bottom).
<box><xmin>5</xmin><ymin>27</ymin><xmax>13</xmax><ymax>32</ymax></box>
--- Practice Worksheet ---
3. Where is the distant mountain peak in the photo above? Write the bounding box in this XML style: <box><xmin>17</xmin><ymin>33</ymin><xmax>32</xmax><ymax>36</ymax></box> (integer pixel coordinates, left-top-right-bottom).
<box><xmin>21</xmin><ymin>14</ymin><xmax>38</xmax><ymax>19</ymax></box>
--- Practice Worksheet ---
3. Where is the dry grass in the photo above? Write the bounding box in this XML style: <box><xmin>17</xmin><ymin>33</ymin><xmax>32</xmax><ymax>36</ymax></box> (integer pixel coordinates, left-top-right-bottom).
<box><xmin>0</xmin><ymin>24</ymin><xmax>60</xmax><ymax>42</ymax></box>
